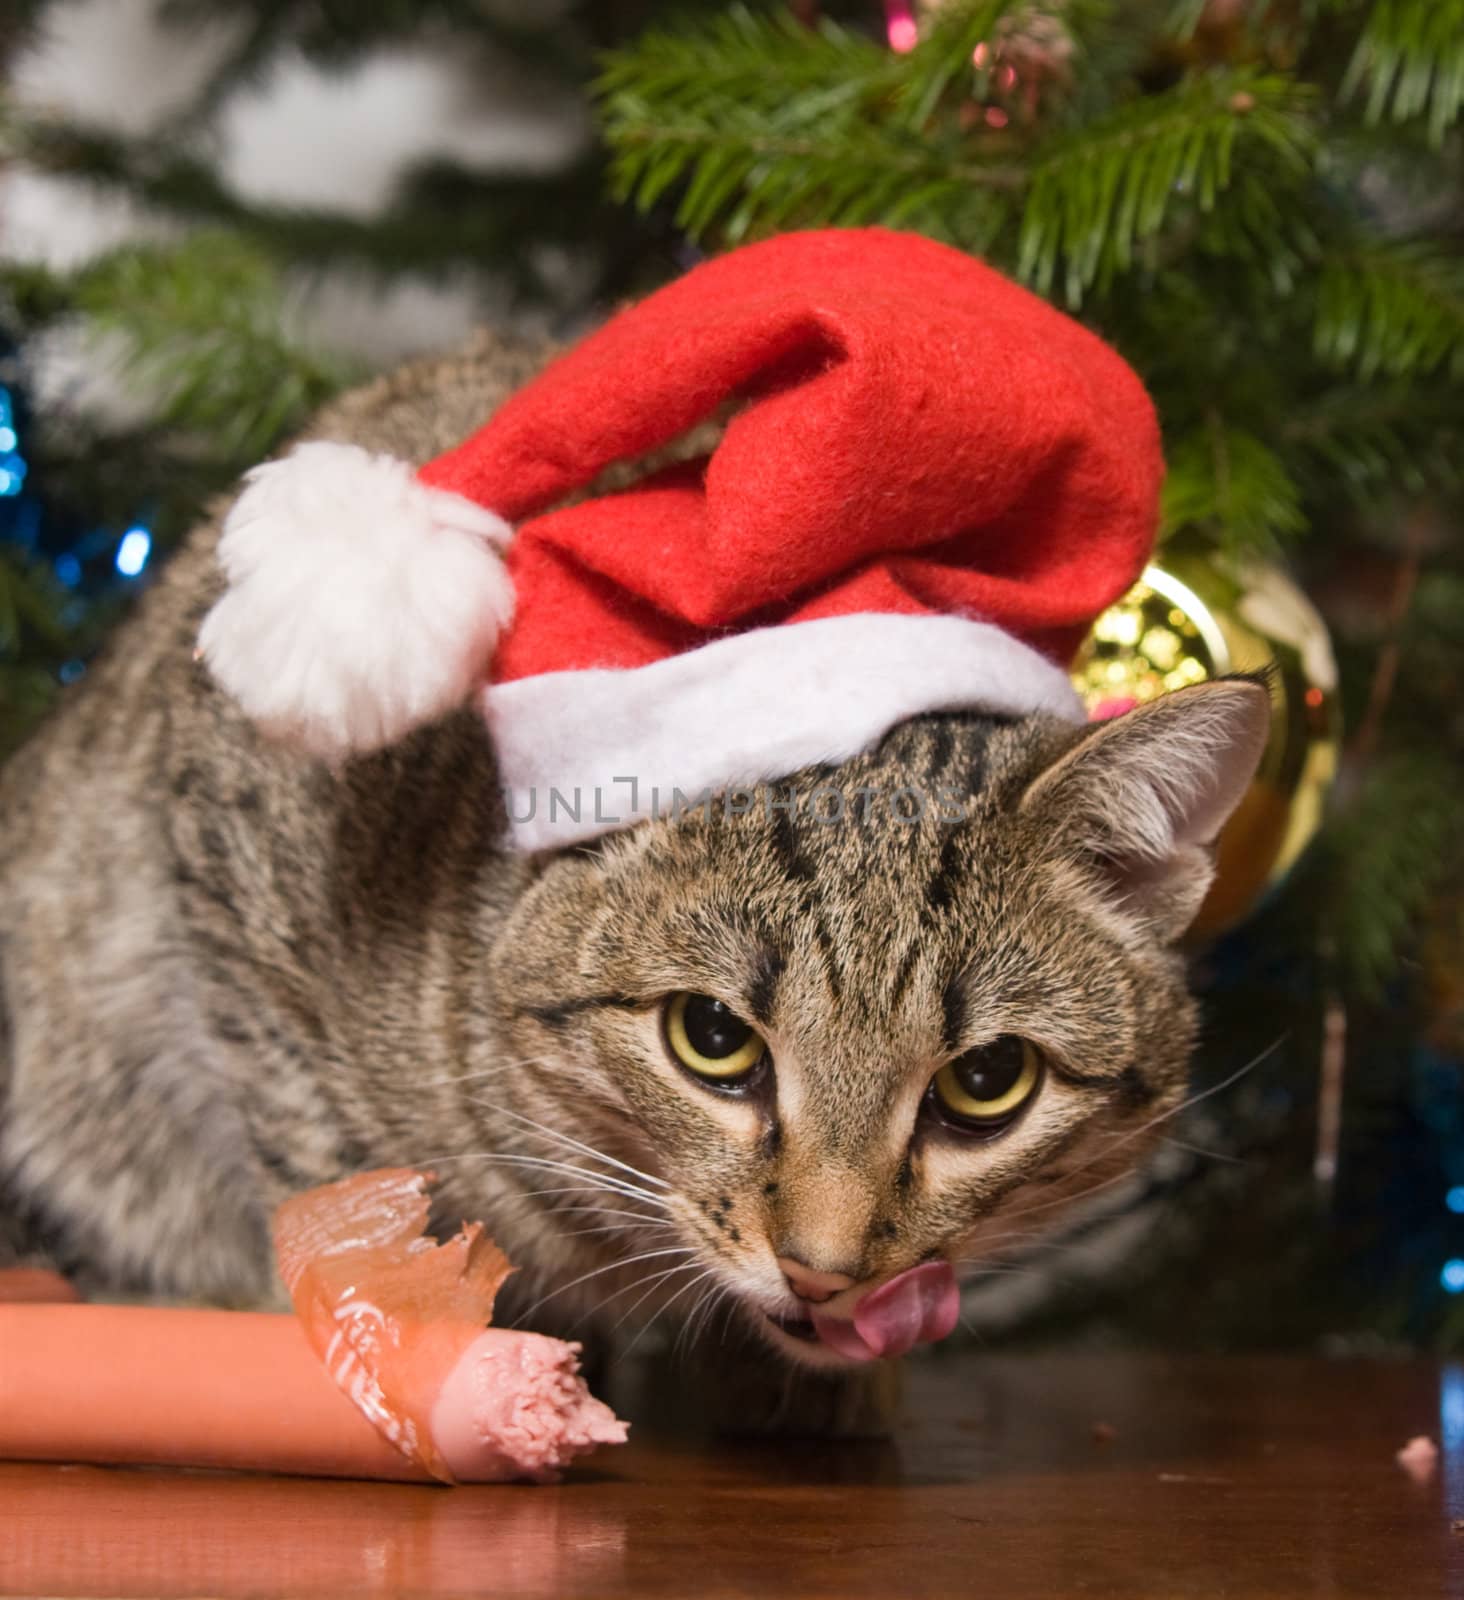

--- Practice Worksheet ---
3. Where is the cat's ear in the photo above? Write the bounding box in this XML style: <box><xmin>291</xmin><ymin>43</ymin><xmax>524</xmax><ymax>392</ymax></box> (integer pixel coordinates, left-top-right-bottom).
<box><xmin>1020</xmin><ymin>677</ymin><xmax>1271</xmax><ymax>939</ymax></box>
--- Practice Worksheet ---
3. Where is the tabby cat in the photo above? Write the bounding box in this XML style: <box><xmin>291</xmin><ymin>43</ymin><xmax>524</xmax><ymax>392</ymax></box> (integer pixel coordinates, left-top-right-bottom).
<box><xmin>0</xmin><ymin>327</ymin><xmax>1267</xmax><ymax>1430</ymax></box>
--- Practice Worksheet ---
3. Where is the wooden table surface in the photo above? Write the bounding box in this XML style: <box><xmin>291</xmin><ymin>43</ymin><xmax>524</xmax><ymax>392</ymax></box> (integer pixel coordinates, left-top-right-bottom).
<box><xmin>1</xmin><ymin>1353</ymin><xmax>1458</xmax><ymax>1599</ymax></box>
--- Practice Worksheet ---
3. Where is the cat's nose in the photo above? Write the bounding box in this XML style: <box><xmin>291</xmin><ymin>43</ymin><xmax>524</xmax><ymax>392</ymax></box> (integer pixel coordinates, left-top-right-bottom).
<box><xmin>777</xmin><ymin>1256</ymin><xmax>856</xmax><ymax>1304</ymax></box>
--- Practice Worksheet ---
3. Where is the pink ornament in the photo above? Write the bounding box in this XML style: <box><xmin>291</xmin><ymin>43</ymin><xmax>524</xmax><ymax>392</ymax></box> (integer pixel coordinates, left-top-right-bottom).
<box><xmin>1090</xmin><ymin>696</ymin><xmax>1140</xmax><ymax>721</ymax></box>
<box><xmin>885</xmin><ymin>0</ymin><xmax>918</xmax><ymax>52</ymax></box>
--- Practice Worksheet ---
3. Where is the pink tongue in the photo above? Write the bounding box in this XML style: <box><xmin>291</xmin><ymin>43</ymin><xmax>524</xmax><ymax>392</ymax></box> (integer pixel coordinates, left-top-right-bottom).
<box><xmin>811</xmin><ymin>1261</ymin><xmax>959</xmax><ymax>1362</ymax></box>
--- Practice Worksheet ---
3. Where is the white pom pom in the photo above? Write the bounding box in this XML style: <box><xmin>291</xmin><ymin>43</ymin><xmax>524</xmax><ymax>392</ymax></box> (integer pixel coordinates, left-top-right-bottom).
<box><xmin>197</xmin><ymin>441</ymin><xmax>514</xmax><ymax>761</ymax></box>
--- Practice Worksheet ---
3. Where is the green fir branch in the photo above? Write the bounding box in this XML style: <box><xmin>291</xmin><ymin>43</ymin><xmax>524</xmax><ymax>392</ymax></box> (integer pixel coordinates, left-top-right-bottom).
<box><xmin>894</xmin><ymin>0</ymin><xmax>1031</xmax><ymax>130</ymax></box>
<box><xmin>598</xmin><ymin>7</ymin><xmax>892</xmax><ymax>134</ymax></box>
<box><xmin>1342</xmin><ymin>0</ymin><xmax>1464</xmax><ymax>144</ymax></box>
<box><xmin>69</xmin><ymin>234</ymin><xmax>355</xmax><ymax>462</ymax></box>
<box><xmin>603</xmin><ymin>16</ymin><xmax>1319</xmax><ymax>300</ymax></box>
<box><xmin>597</xmin><ymin>3</ymin><xmax>1051</xmax><ymax>243</ymax></box>
<box><xmin>599</xmin><ymin>1</ymin><xmax>1045</xmax><ymax>138</ymax></box>
<box><xmin>606</xmin><ymin>99</ymin><xmax>1022</xmax><ymax>244</ymax></box>
<box><xmin>1017</xmin><ymin>71</ymin><xmax>1317</xmax><ymax>302</ymax></box>
<box><xmin>1282</xmin><ymin>383</ymin><xmax>1464</xmax><ymax>502</ymax></box>
<box><xmin>1161</xmin><ymin>421</ymin><xmax>1308</xmax><ymax>551</ymax></box>
<box><xmin>1315</xmin><ymin>242</ymin><xmax>1464</xmax><ymax>382</ymax></box>
<box><xmin>598</xmin><ymin>9</ymin><xmax>1027</xmax><ymax>246</ymax></box>
<box><xmin>1321</xmin><ymin>753</ymin><xmax>1463</xmax><ymax>998</ymax></box>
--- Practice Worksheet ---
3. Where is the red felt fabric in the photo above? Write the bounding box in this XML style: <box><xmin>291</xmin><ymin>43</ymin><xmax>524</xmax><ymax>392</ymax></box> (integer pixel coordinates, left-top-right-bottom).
<box><xmin>416</xmin><ymin>228</ymin><xmax>1162</xmax><ymax>681</ymax></box>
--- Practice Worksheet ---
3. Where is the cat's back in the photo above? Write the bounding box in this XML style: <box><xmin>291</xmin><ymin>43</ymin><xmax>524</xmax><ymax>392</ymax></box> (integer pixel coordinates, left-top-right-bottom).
<box><xmin>1</xmin><ymin>327</ymin><xmax>556</xmax><ymax>865</ymax></box>
<box><xmin>0</xmin><ymin>329</ymin><xmax>555</xmax><ymax>1293</ymax></box>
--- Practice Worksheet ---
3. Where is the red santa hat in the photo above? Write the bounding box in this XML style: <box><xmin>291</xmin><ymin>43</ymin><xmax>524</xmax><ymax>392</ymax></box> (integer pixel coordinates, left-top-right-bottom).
<box><xmin>198</xmin><ymin>228</ymin><xmax>1162</xmax><ymax>852</ymax></box>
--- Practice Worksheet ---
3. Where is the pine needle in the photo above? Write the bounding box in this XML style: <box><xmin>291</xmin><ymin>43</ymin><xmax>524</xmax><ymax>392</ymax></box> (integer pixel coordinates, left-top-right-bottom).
<box><xmin>1316</xmin><ymin>241</ymin><xmax>1464</xmax><ymax>382</ymax></box>
<box><xmin>1342</xmin><ymin>0</ymin><xmax>1464</xmax><ymax>144</ymax></box>
<box><xmin>1017</xmin><ymin>71</ymin><xmax>1316</xmax><ymax>303</ymax></box>
<box><xmin>69</xmin><ymin>234</ymin><xmax>355</xmax><ymax>461</ymax></box>
<box><xmin>1321</xmin><ymin>754</ymin><xmax>1463</xmax><ymax>998</ymax></box>
<box><xmin>1161</xmin><ymin>422</ymin><xmax>1308</xmax><ymax>551</ymax></box>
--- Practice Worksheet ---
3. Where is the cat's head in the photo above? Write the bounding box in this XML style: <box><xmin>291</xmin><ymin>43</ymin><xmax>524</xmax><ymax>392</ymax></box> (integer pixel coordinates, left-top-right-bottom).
<box><xmin>486</xmin><ymin>678</ymin><xmax>1268</xmax><ymax>1367</ymax></box>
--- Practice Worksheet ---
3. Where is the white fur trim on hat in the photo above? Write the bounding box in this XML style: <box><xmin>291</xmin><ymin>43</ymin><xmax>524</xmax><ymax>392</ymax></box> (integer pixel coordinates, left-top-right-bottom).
<box><xmin>483</xmin><ymin>612</ymin><xmax>1084</xmax><ymax>852</ymax></box>
<box><xmin>198</xmin><ymin>440</ymin><xmax>514</xmax><ymax>762</ymax></box>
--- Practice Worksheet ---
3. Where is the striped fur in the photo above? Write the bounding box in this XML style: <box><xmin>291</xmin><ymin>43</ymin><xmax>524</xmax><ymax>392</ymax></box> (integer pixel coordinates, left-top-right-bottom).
<box><xmin>0</xmin><ymin>330</ymin><xmax>1262</xmax><ymax>1430</ymax></box>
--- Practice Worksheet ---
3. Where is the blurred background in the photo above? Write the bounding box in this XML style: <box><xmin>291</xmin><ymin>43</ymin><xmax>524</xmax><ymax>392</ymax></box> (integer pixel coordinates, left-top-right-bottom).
<box><xmin>2</xmin><ymin>0</ymin><xmax>1462</xmax><ymax>1354</ymax></box>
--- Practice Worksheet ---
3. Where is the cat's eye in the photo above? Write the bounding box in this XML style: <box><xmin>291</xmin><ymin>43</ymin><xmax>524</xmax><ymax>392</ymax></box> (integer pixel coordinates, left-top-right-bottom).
<box><xmin>663</xmin><ymin>992</ymin><xmax>767</xmax><ymax>1086</ymax></box>
<box><xmin>928</xmin><ymin>1035</ymin><xmax>1042</xmax><ymax>1133</ymax></box>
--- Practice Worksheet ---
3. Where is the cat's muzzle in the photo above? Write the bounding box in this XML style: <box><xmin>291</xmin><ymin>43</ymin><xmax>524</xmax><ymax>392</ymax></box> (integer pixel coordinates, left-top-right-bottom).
<box><xmin>765</xmin><ymin>1261</ymin><xmax>960</xmax><ymax>1363</ymax></box>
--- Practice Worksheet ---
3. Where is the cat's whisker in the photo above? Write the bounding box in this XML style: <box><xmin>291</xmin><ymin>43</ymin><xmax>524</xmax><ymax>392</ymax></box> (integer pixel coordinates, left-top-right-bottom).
<box><xmin>956</xmin><ymin>1258</ymin><xmax>1051</xmax><ymax>1278</ymax></box>
<box><xmin>1001</xmin><ymin>1037</ymin><xmax>1284</xmax><ymax>1225</ymax></box>
<box><xmin>435</xmin><ymin>1177</ymin><xmax>676</xmax><ymax>1252</ymax></box>
<box><xmin>510</xmin><ymin>1244</ymin><xmax>698</xmax><ymax>1326</ymax></box>
<box><xmin>700</xmin><ymin>1283</ymin><xmax>741</xmax><ymax>1351</ymax></box>
<box><xmin>668</xmin><ymin>1278</ymin><xmax>738</xmax><ymax>1364</ymax></box>
<box><xmin>555</xmin><ymin>1229</ymin><xmax>672</xmax><ymax>1253</ymax></box>
<box><xmin>955</xmin><ymin>1232</ymin><xmax>1047</xmax><ymax>1254</ymax></box>
<box><xmin>675</xmin><ymin>1277</ymin><xmax>735</xmax><ymax>1360</ymax></box>
<box><xmin>611</xmin><ymin>1256</ymin><xmax>721</xmax><ymax>1342</ymax></box>
<box><xmin>575</xmin><ymin>1259</ymin><xmax>710</xmax><ymax>1338</ymax></box>
<box><xmin>954</xmin><ymin>1255</ymin><xmax>1066</xmax><ymax>1339</ymax></box>
<box><xmin>548</xmin><ymin>1203</ymin><xmax>677</xmax><ymax>1235</ymax></box>
<box><xmin>669</xmin><ymin>1283</ymin><xmax>710</xmax><ymax>1360</ymax></box>
<box><xmin>418</xmin><ymin>1061</ymin><xmax>525</xmax><ymax>1087</ymax></box>
<box><xmin>552</xmin><ymin>1212</ymin><xmax>681</xmax><ymax>1246</ymax></box>
<box><xmin>994</xmin><ymin>1162</ymin><xmax>1144</xmax><ymax>1230</ymax></box>
<box><xmin>953</xmin><ymin>1232</ymin><xmax>1075</xmax><ymax>1265</ymax></box>
<box><xmin>449</xmin><ymin>1115</ymin><xmax>673</xmax><ymax>1206</ymax></box>
<box><xmin>484</xmin><ymin>1102</ymin><xmax>672</xmax><ymax>1192</ymax></box>
<box><xmin>486</xmin><ymin>1182</ymin><xmax>678</xmax><ymax>1225</ymax></box>
<box><xmin>605</xmin><ymin>1265</ymin><xmax>701</xmax><ymax>1338</ymax></box>
<box><xmin>432</xmin><ymin>1151</ymin><xmax>672</xmax><ymax>1211</ymax></box>
<box><xmin>1160</xmin><ymin>1134</ymin><xmax>1251</xmax><ymax>1166</ymax></box>
<box><xmin>492</xmin><ymin>1184</ymin><xmax>661</xmax><ymax>1210</ymax></box>
<box><xmin>674</xmin><ymin>1299</ymin><xmax>710</xmax><ymax>1361</ymax></box>
<box><xmin>622</xmin><ymin>1265</ymin><xmax>723</xmax><ymax>1358</ymax></box>
<box><xmin>1097</xmin><ymin>1037</ymin><xmax>1284</xmax><ymax>1157</ymax></box>
<box><xmin>545</xmin><ymin>1200</ymin><xmax>671</xmax><ymax>1224</ymax></box>
<box><xmin>718</xmin><ymin>1289</ymin><xmax>748</xmax><ymax>1349</ymax></box>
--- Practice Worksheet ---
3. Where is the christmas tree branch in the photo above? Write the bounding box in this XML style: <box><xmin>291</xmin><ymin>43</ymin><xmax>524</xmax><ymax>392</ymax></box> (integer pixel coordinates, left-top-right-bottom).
<box><xmin>1017</xmin><ymin>71</ymin><xmax>1316</xmax><ymax>301</ymax></box>
<box><xmin>1315</xmin><ymin>241</ymin><xmax>1464</xmax><ymax>382</ymax></box>
<box><xmin>1160</xmin><ymin>418</ymin><xmax>1307</xmax><ymax>550</ymax></box>
<box><xmin>71</xmin><ymin>235</ymin><xmax>355</xmax><ymax>461</ymax></box>
<box><xmin>893</xmin><ymin>0</ymin><xmax>1035</xmax><ymax>129</ymax></box>
<box><xmin>1342</xmin><ymin>0</ymin><xmax>1464</xmax><ymax>143</ymax></box>
<box><xmin>1320</xmin><ymin>751</ymin><xmax>1462</xmax><ymax>997</ymax></box>
<box><xmin>1280</xmin><ymin>383</ymin><xmax>1464</xmax><ymax>501</ymax></box>
<box><xmin>603</xmin><ymin>10</ymin><xmax>1318</xmax><ymax>300</ymax></box>
<box><xmin>0</xmin><ymin>235</ymin><xmax>356</xmax><ymax>465</ymax></box>
<box><xmin>605</xmin><ymin>102</ymin><xmax>1025</xmax><ymax>242</ymax></box>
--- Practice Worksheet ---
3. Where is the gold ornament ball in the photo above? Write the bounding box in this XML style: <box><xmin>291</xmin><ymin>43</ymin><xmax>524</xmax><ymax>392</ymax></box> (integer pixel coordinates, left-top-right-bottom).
<box><xmin>1071</xmin><ymin>541</ymin><xmax>1340</xmax><ymax>937</ymax></box>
